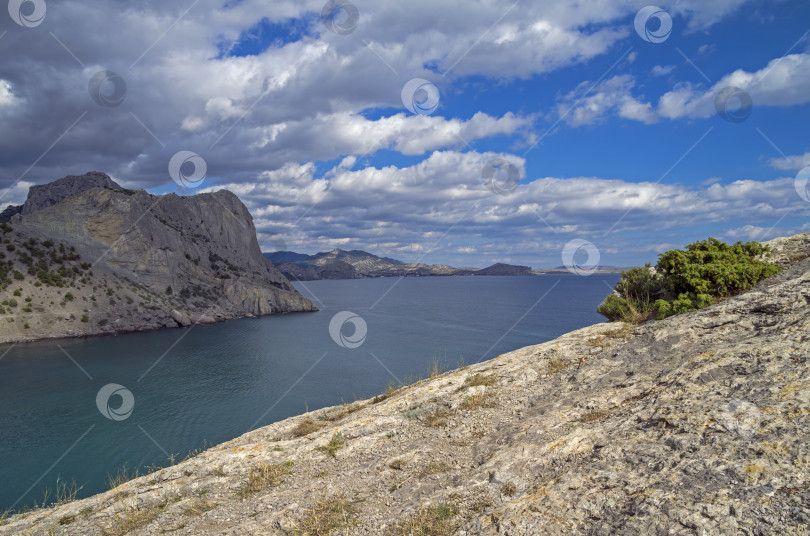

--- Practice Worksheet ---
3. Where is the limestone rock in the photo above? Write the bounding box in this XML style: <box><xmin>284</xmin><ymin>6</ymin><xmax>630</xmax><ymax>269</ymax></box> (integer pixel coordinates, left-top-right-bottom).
<box><xmin>21</xmin><ymin>171</ymin><xmax>122</xmax><ymax>215</ymax></box>
<box><xmin>0</xmin><ymin>173</ymin><xmax>315</xmax><ymax>344</ymax></box>
<box><xmin>4</xmin><ymin>234</ymin><xmax>808</xmax><ymax>535</ymax></box>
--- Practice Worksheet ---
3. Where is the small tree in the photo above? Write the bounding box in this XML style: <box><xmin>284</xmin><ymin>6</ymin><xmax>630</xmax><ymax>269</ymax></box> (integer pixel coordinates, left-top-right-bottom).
<box><xmin>599</xmin><ymin>238</ymin><xmax>780</xmax><ymax>323</ymax></box>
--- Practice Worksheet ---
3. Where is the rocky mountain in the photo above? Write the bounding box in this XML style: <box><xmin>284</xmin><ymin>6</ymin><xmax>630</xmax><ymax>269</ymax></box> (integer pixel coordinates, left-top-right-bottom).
<box><xmin>6</xmin><ymin>233</ymin><xmax>808</xmax><ymax>535</ymax></box>
<box><xmin>266</xmin><ymin>248</ymin><xmax>545</xmax><ymax>280</ymax></box>
<box><xmin>0</xmin><ymin>172</ymin><xmax>315</xmax><ymax>344</ymax></box>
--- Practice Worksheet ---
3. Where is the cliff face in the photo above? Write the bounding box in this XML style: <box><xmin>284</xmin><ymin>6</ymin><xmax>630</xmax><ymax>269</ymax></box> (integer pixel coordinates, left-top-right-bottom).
<box><xmin>4</xmin><ymin>234</ymin><xmax>808</xmax><ymax>535</ymax></box>
<box><xmin>0</xmin><ymin>173</ymin><xmax>315</xmax><ymax>343</ymax></box>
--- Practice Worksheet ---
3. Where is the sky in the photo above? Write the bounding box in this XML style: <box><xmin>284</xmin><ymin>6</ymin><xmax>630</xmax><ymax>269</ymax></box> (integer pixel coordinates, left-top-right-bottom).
<box><xmin>1</xmin><ymin>0</ymin><xmax>809</xmax><ymax>269</ymax></box>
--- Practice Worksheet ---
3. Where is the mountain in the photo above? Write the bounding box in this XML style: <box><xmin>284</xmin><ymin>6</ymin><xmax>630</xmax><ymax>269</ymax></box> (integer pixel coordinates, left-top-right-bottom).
<box><xmin>476</xmin><ymin>262</ymin><xmax>533</xmax><ymax>276</ymax></box>
<box><xmin>263</xmin><ymin>249</ymin><xmax>544</xmax><ymax>280</ymax></box>
<box><xmin>8</xmin><ymin>233</ymin><xmax>809</xmax><ymax>535</ymax></box>
<box><xmin>0</xmin><ymin>172</ymin><xmax>315</xmax><ymax>344</ymax></box>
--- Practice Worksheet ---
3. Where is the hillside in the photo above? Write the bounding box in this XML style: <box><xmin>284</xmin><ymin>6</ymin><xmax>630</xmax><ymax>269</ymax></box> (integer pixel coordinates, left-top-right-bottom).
<box><xmin>266</xmin><ymin>249</ymin><xmax>549</xmax><ymax>280</ymax></box>
<box><xmin>4</xmin><ymin>233</ymin><xmax>808</xmax><ymax>535</ymax></box>
<box><xmin>0</xmin><ymin>173</ymin><xmax>315</xmax><ymax>344</ymax></box>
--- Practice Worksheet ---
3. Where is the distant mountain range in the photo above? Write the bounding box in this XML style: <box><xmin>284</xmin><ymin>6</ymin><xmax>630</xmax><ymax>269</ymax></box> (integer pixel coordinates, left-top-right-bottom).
<box><xmin>263</xmin><ymin>249</ymin><xmax>628</xmax><ymax>281</ymax></box>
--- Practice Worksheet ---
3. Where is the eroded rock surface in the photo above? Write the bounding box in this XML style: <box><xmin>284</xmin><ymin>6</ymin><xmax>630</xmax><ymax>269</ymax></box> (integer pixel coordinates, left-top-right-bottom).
<box><xmin>0</xmin><ymin>173</ymin><xmax>315</xmax><ymax>344</ymax></box>
<box><xmin>2</xmin><ymin>235</ymin><xmax>808</xmax><ymax>535</ymax></box>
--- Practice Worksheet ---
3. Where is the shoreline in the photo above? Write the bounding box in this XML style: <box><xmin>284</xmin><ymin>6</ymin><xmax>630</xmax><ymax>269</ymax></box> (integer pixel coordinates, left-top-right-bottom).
<box><xmin>2</xmin><ymin>248</ymin><xmax>808</xmax><ymax>533</ymax></box>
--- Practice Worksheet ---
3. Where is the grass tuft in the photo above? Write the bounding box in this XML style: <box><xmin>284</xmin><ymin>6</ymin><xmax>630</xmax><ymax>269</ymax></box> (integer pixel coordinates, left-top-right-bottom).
<box><xmin>292</xmin><ymin>418</ymin><xmax>323</xmax><ymax>438</ymax></box>
<box><xmin>315</xmin><ymin>432</ymin><xmax>346</xmax><ymax>458</ymax></box>
<box><xmin>294</xmin><ymin>496</ymin><xmax>358</xmax><ymax>536</ymax></box>
<box><xmin>459</xmin><ymin>392</ymin><xmax>497</xmax><ymax>411</ymax></box>
<box><xmin>386</xmin><ymin>502</ymin><xmax>458</xmax><ymax>536</ymax></box>
<box><xmin>237</xmin><ymin>461</ymin><xmax>292</xmax><ymax>498</ymax></box>
<box><xmin>464</xmin><ymin>373</ymin><xmax>497</xmax><ymax>388</ymax></box>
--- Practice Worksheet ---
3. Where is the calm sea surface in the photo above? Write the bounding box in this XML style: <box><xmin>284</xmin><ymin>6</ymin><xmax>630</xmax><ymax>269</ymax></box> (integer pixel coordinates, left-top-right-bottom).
<box><xmin>0</xmin><ymin>274</ymin><xmax>618</xmax><ymax>511</ymax></box>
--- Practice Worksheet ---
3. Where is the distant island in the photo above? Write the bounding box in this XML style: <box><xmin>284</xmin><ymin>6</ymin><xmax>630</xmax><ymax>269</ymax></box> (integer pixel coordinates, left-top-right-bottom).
<box><xmin>264</xmin><ymin>249</ymin><xmax>628</xmax><ymax>281</ymax></box>
<box><xmin>0</xmin><ymin>172</ymin><xmax>315</xmax><ymax>344</ymax></box>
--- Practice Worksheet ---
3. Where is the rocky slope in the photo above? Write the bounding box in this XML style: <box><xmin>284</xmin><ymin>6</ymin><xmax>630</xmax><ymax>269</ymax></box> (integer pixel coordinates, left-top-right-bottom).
<box><xmin>0</xmin><ymin>173</ymin><xmax>315</xmax><ymax>344</ymax></box>
<box><xmin>3</xmin><ymin>233</ymin><xmax>808</xmax><ymax>535</ymax></box>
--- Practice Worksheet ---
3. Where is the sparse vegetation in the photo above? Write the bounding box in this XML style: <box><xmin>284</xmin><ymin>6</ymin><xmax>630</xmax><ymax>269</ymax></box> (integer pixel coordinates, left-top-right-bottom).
<box><xmin>315</xmin><ymin>432</ymin><xmax>346</xmax><ymax>458</ymax></box>
<box><xmin>417</xmin><ymin>461</ymin><xmax>450</xmax><ymax>477</ymax></box>
<box><xmin>599</xmin><ymin>238</ymin><xmax>780</xmax><ymax>323</ymax></box>
<box><xmin>237</xmin><ymin>461</ymin><xmax>292</xmax><ymax>498</ymax></box>
<box><xmin>294</xmin><ymin>496</ymin><xmax>358</xmax><ymax>536</ymax></box>
<box><xmin>464</xmin><ymin>373</ymin><xmax>497</xmax><ymax>387</ymax></box>
<box><xmin>386</xmin><ymin>502</ymin><xmax>458</xmax><ymax>536</ymax></box>
<box><xmin>291</xmin><ymin>418</ymin><xmax>323</xmax><ymax>437</ymax></box>
<box><xmin>547</xmin><ymin>352</ymin><xmax>568</xmax><ymax>375</ymax></box>
<box><xmin>459</xmin><ymin>392</ymin><xmax>497</xmax><ymax>410</ymax></box>
<box><xmin>102</xmin><ymin>499</ymin><xmax>169</xmax><ymax>536</ymax></box>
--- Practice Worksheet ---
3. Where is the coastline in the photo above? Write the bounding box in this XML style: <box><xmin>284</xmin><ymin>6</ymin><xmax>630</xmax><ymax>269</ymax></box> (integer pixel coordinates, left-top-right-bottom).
<box><xmin>3</xmin><ymin>244</ymin><xmax>808</xmax><ymax>534</ymax></box>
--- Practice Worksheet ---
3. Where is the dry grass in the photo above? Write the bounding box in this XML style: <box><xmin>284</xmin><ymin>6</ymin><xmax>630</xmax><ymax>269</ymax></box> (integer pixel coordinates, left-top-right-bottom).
<box><xmin>427</xmin><ymin>357</ymin><xmax>448</xmax><ymax>380</ymax></box>
<box><xmin>464</xmin><ymin>373</ymin><xmax>497</xmax><ymax>387</ymax></box>
<box><xmin>603</xmin><ymin>323</ymin><xmax>633</xmax><ymax>339</ymax></box>
<box><xmin>389</xmin><ymin>459</ymin><xmax>405</xmax><ymax>470</ymax></box>
<box><xmin>547</xmin><ymin>353</ymin><xmax>568</xmax><ymax>375</ymax></box>
<box><xmin>579</xmin><ymin>410</ymin><xmax>608</xmax><ymax>423</ymax></box>
<box><xmin>424</xmin><ymin>407</ymin><xmax>453</xmax><ymax>427</ymax></box>
<box><xmin>101</xmin><ymin>500</ymin><xmax>169</xmax><ymax>536</ymax></box>
<box><xmin>386</xmin><ymin>503</ymin><xmax>458</xmax><ymax>536</ymax></box>
<box><xmin>183</xmin><ymin>491</ymin><xmax>217</xmax><ymax>516</ymax></box>
<box><xmin>416</xmin><ymin>461</ymin><xmax>450</xmax><ymax>478</ymax></box>
<box><xmin>237</xmin><ymin>461</ymin><xmax>292</xmax><ymax>498</ymax></box>
<box><xmin>318</xmin><ymin>402</ymin><xmax>364</xmax><ymax>422</ymax></box>
<box><xmin>373</xmin><ymin>381</ymin><xmax>404</xmax><ymax>404</ymax></box>
<box><xmin>500</xmin><ymin>482</ymin><xmax>517</xmax><ymax>497</ymax></box>
<box><xmin>294</xmin><ymin>496</ymin><xmax>358</xmax><ymax>536</ymax></box>
<box><xmin>106</xmin><ymin>464</ymin><xmax>140</xmax><ymax>490</ymax></box>
<box><xmin>315</xmin><ymin>432</ymin><xmax>346</xmax><ymax>458</ymax></box>
<box><xmin>291</xmin><ymin>418</ymin><xmax>323</xmax><ymax>438</ymax></box>
<box><xmin>459</xmin><ymin>392</ymin><xmax>497</xmax><ymax>410</ymax></box>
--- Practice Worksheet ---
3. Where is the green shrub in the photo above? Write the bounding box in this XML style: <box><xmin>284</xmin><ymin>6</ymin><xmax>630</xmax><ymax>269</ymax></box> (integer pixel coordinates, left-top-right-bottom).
<box><xmin>600</xmin><ymin>238</ymin><xmax>779</xmax><ymax>323</ymax></box>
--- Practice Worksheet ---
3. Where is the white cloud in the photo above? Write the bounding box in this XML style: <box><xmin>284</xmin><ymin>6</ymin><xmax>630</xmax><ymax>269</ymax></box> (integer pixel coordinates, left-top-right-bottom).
<box><xmin>651</xmin><ymin>65</ymin><xmax>676</xmax><ymax>77</ymax></box>
<box><xmin>658</xmin><ymin>53</ymin><xmax>810</xmax><ymax>120</ymax></box>
<box><xmin>557</xmin><ymin>75</ymin><xmax>657</xmax><ymax>126</ymax></box>
<box><xmin>769</xmin><ymin>152</ymin><xmax>810</xmax><ymax>171</ymax></box>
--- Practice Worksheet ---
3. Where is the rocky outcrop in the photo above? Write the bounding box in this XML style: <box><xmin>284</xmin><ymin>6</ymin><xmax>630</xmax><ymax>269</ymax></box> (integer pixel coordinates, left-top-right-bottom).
<box><xmin>4</xmin><ymin>235</ymin><xmax>808</xmax><ymax>535</ymax></box>
<box><xmin>0</xmin><ymin>173</ymin><xmax>315</xmax><ymax>344</ymax></box>
<box><xmin>21</xmin><ymin>171</ymin><xmax>122</xmax><ymax>215</ymax></box>
<box><xmin>0</xmin><ymin>204</ymin><xmax>22</xmax><ymax>223</ymax></box>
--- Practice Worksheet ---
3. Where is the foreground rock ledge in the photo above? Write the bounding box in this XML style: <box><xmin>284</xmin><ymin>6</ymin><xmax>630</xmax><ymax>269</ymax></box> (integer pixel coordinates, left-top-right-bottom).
<box><xmin>3</xmin><ymin>236</ymin><xmax>809</xmax><ymax>535</ymax></box>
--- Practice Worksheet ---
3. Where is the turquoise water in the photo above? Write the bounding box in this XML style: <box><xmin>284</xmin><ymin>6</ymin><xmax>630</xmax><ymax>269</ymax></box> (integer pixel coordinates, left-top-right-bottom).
<box><xmin>0</xmin><ymin>274</ymin><xmax>618</xmax><ymax>511</ymax></box>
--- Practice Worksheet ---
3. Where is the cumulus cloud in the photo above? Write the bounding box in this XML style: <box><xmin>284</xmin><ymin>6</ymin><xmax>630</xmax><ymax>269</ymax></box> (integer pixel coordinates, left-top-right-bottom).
<box><xmin>769</xmin><ymin>152</ymin><xmax>810</xmax><ymax>171</ymax></box>
<box><xmin>657</xmin><ymin>53</ymin><xmax>810</xmax><ymax>120</ymax></box>
<box><xmin>556</xmin><ymin>75</ymin><xmax>657</xmax><ymax>126</ymax></box>
<box><xmin>199</xmin><ymin>149</ymin><xmax>810</xmax><ymax>266</ymax></box>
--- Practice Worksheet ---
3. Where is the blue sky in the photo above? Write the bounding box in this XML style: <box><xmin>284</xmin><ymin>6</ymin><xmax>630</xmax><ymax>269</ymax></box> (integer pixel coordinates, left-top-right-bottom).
<box><xmin>1</xmin><ymin>0</ymin><xmax>809</xmax><ymax>268</ymax></box>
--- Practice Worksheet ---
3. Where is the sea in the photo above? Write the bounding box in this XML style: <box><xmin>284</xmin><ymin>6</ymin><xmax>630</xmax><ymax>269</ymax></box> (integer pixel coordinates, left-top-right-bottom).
<box><xmin>0</xmin><ymin>274</ymin><xmax>619</xmax><ymax>511</ymax></box>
